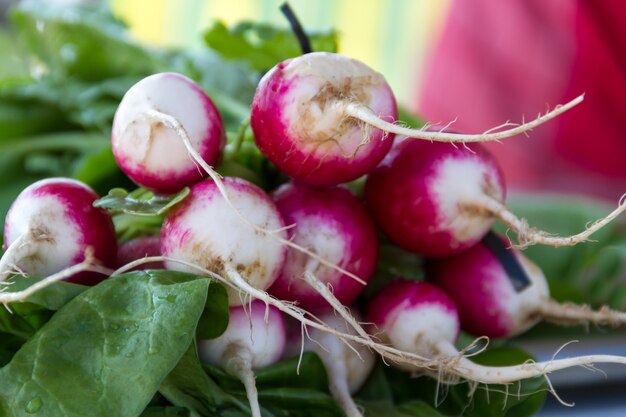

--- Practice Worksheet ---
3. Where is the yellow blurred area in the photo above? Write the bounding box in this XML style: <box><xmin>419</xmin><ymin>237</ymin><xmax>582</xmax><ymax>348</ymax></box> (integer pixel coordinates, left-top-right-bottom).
<box><xmin>110</xmin><ymin>0</ymin><xmax>450</xmax><ymax>107</ymax></box>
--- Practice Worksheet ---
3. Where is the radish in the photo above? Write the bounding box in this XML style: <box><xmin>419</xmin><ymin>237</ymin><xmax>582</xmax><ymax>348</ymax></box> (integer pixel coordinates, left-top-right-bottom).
<box><xmin>113</xmin><ymin>73</ymin><xmax>359</xmax><ymax>289</ymax></box>
<box><xmin>269</xmin><ymin>182</ymin><xmax>378</xmax><ymax>311</ymax></box>
<box><xmin>160</xmin><ymin>177</ymin><xmax>287</xmax><ymax>305</ymax></box>
<box><xmin>290</xmin><ymin>311</ymin><xmax>375</xmax><ymax>417</ymax></box>
<box><xmin>198</xmin><ymin>300</ymin><xmax>286</xmax><ymax>417</ymax></box>
<box><xmin>428</xmin><ymin>233</ymin><xmax>626</xmax><ymax>339</ymax></box>
<box><xmin>367</xmin><ymin>280</ymin><xmax>626</xmax><ymax>384</ymax></box>
<box><xmin>1</xmin><ymin>178</ymin><xmax>117</xmax><ymax>285</ymax></box>
<box><xmin>250</xmin><ymin>52</ymin><xmax>582</xmax><ymax>186</ymax></box>
<box><xmin>115</xmin><ymin>236</ymin><xmax>164</xmax><ymax>271</ymax></box>
<box><xmin>365</xmin><ymin>138</ymin><xmax>626</xmax><ymax>257</ymax></box>
<box><xmin>112</xmin><ymin>72</ymin><xmax>225</xmax><ymax>194</ymax></box>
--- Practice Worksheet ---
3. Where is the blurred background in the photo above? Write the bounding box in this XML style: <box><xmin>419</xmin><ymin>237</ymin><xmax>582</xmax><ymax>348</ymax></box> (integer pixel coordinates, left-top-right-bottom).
<box><xmin>1</xmin><ymin>0</ymin><xmax>624</xmax><ymax>199</ymax></box>
<box><xmin>109</xmin><ymin>0</ymin><xmax>625</xmax><ymax>201</ymax></box>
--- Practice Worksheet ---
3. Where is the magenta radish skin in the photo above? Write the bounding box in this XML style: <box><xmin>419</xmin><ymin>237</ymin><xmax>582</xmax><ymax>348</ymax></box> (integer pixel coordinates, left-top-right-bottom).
<box><xmin>112</xmin><ymin>72</ymin><xmax>225</xmax><ymax>194</ymax></box>
<box><xmin>115</xmin><ymin>236</ymin><xmax>164</xmax><ymax>271</ymax></box>
<box><xmin>2</xmin><ymin>178</ymin><xmax>117</xmax><ymax>285</ymax></box>
<box><xmin>251</xmin><ymin>52</ymin><xmax>397</xmax><ymax>186</ymax></box>
<box><xmin>197</xmin><ymin>300</ymin><xmax>286</xmax><ymax>368</ymax></box>
<box><xmin>268</xmin><ymin>182</ymin><xmax>378</xmax><ymax>311</ymax></box>
<box><xmin>365</xmin><ymin>139</ymin><xmax>505</xmax><ymax>257</ymax></box>
<box><xmin>160</xmin><ymin>177</ymin><xmax>287</xmax><ymax>305</ymax></box>
<box><xmin>428</xmin><ymin>237</ymin><xmax>550</xmax><ymax>339</ymax></box>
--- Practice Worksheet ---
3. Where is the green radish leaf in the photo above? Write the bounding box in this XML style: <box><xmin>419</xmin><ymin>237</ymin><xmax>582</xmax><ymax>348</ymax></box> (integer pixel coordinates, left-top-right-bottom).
<box><xmin>257</xmin><ymin>388</ymin><xmax>343</xmax><ymax>416</ymax></box>
<box><xmin>255</xmin><ymin>353</ymin><xmax>329</xmax><ymax>392</ymax></box>
<box><xmin>3</xmin><ymin>275</ymin><xmax>87</xmax><ymax>311</ymax></box>
<box><xmin>0</xmin><ymin>308</ymin><xmax>41</xmax><ymax>340</ymax></box>
<box><xmin>0</xmin><ymin>270</ymin><xmax>211</xmax><ymax>417</ymax></box>
<box><xmin>159</xmin><ymin>343</ymin><xmax>250</xmax><ymax>417</ymax></box>
<box><xmin>204</xmin><ymin>20</ymin><xmax>337</xmax><ymax>72</ymax></box>
<box><xmin>94</xmin><ymin>187</ymin><xmax>190</xmax><ymax>216</ymax></box>
<box><xmin>10</xmin><ymin>1</ymin><xmax>161</xmax><ymax>80</ymax></box>
<box><xmin>140</xmin><ymin>407</ymin><xmax>191</xmax><ymax>417</ymax></box>
<box><xmin>396</xmin><ymin>401</ymin><xmax>450</xmax><ymax>417</ymax></box>
<box><xmin>0</xmin><ymin>334</ymin><xmax>22</xmax><ymax>367</ymax></box>
<box><xmin>196</xmin><ymin>279</ymin><xmax>230</xmax><ymax>340</ymax></box>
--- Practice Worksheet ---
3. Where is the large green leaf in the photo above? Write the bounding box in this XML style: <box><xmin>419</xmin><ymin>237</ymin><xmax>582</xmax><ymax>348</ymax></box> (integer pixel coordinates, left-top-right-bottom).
<box><xmin>0</xmin><ymin>270</ymin><xmax>212</xmax><ymax>417</ymax></box>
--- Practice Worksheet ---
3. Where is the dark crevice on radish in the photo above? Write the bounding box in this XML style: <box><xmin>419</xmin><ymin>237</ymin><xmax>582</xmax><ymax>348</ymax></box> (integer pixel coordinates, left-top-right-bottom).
<box><xmin>429</xmin><ymin>234</ymin><xmax>626</xmax><ymax>339</ymax></box>
<box><xmin>481</xmin><ymin>231</ymin><xmax>531</xmax><ymax>292</ymax></box>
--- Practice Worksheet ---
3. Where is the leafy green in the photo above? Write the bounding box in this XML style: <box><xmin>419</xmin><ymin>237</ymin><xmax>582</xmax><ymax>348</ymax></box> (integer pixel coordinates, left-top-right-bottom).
<box><xmin>95</xmin><ymin>187</ymin><xmax>190</xmax><ymax>216</ymax></box>
<box><xmin>160</xmin><ymin>344</ymin><xmax>250</xmax><ymax>417</ymax></box>
<box><xmin>10</xmin><ymin>1</ymin><xmax>160</xmax><ymax>80</ymax></box>
<box><xmin>4</xmin><ymin>275</ymin><xmax>87</xmax><ymax>311</ymax></box>
<box><xmin>0</xmin><ymin>334</ymin><xmax>23</xmax><ymax>367</ymax></box>
<box><xmin>0</xmin><ymin>270</ymin><xmax>214</xmax><ymax>417</ymax></box>
<box><xmin>204</xmin><ymin>20</ymin><xmax>337</xmax><ymax>71</ymax></box>
<box><xmin>0</xmin><ymin>275</ymin><xmax>86</xmax><ymax>339</ymax></box>
<box><xmin>140</xmin><ymin>407</ymin><xmax>191</xmax><ymax>417</ymax></box>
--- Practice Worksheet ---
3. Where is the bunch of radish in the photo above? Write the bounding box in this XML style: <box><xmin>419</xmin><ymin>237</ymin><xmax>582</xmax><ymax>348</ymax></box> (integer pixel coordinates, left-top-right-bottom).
<box><xmin>2</xmin><ymin>43</ymin><xmax>626</xmax><ymax>416</ymax></box>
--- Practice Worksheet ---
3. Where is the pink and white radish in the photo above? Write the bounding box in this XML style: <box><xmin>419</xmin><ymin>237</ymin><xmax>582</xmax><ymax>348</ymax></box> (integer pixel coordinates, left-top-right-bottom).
<box><xmin>198</xmin><ymin>300</ymin><xmax>286</xmax><ymax>417</ymax></box>
<box><xmin>115</xmin><ymin>236</ymin><xmax>164</xmax><ymax>271</ymax></box>
<box><xmin>251</xmin><ymin>52</ymin><xmax>582</xmax><ymax>186</ymax></box>
<box><xmin>367</xmin><ymin>280</ymin><xmax>626</xmax><ymax>384</ymax></box>
<box><xmin>288</xmin><ymin>311</ymin><xmax>375</xmax><ymax>417</ymax></box>
<box><xmin>428</xmin><ymin>233</ymin><xmax>626</xmax><ymax>339</ymax></box>
<box><xmin>365</xmin><ymin>139</ymin><xmax>626</xmax><ymax>257</ymax></box>
<box><xmin>269</xmin><ymin>182</ymin><xmax>378</xmax><ymax>311</ymax></box>
<box><xmin>112</xmin><ymin>72</ymin><xmax>225</xmax><ymax>194</ymax></box>
<box><xmin>160</xmin><ymin>177</ymin><xmax>287</xmax><ymax>305</ymax></box>
<box><xmin>112</xmin><ymin>72</ymin><xmax>357</xmax><ymax>288</ymax></box>
<box><xmin>1</xmin><ymin>178</ymin><xmax>117</xmax><ymax>285</ymax></box>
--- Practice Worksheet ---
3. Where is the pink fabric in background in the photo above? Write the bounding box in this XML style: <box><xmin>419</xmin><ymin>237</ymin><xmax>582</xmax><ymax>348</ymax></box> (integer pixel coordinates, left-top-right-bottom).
<box><xmin>418</xmin><ymin>0</ymin><xmax>626</xmax><ymax>200</ymax></box>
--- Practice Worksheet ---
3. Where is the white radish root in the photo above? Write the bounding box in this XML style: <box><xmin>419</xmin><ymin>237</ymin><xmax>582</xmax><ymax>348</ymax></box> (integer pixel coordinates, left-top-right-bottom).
<box><xmin>339</xmin><ymin>94</ymin><xmax>584</xmax><ymax>143</ymax></box>
<box><xmin>465</xmin><ymin>193</ymin><xmax>626</xmax><ymax>248</ymax></box>
<box><xmin>112</xmin><ymin>256</ymin><xmax>626</xmax><ymax>388</ymax></box>
<box><xmin>221</xmin><ymin>344</ymin><xmax>262</xmax><ymax>417</ymax></box>
<box><xmin>538</xmin><ymin>299</ymin><xmax>626</xmax><ymax>327</ymax></box>
<box><xmin>0</xmin><ymin>250</ymin><xmax>110</xmax><ymax>305</ymax></box>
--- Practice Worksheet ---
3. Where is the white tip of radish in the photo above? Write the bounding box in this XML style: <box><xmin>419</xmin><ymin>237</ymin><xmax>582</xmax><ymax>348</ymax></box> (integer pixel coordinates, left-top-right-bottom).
<box><xmin>161</xmin><ymin>177</ymin><xmax>287</xmax><ymax>305</ymax></box>
<box><xmin>198</xmin><ymin>300</ymin><xmax>286</xmax><ymax>368</ymax></box>
<box><xmin>112</xmin><ymin>72</ymin><xmax>225</xmax><ymax>194</ymax></box>
<box><xmin>431</xmin><ymin>156</ymin><xmax>504</xmax><ymax>246</ymax></box>
<box><xmin>306</xmin><ymin>312</ymin><xmax>376</xmax><ymax>394</ymax></box>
